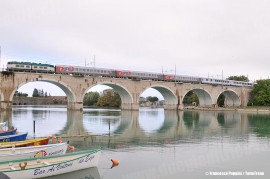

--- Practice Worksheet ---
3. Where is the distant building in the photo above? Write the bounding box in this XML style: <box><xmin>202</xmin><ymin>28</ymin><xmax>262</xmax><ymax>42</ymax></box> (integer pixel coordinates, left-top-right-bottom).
<box><xmin>139</xmin><ymin>97</ymin><xmax>164</xmax><ymax>108</ymax></box>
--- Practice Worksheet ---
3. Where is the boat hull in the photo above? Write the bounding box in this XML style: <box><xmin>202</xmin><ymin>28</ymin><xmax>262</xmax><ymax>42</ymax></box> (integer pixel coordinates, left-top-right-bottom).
<box><xmin>0</xmin><ymin>142</ymin><xmax>69</xmax><ymax>162</ymax></box>
<box><xmin>0</xmin><ymin>138</ymin><xmax>49</xmax><ymax>148</ymax></box>
<box><xmin>0</xmin><ymin>129</ymin><xmax>17</xmax><ymax>136</ymax></box>
<box><xmin>1</xmin><ymin>149</ymin><xmax>101</xmax><ymax>179</ymax></box>
<box><xmin>0</xmin><ymin>133</ymin><xmax>28</xmax><ymax>142</ymax></box>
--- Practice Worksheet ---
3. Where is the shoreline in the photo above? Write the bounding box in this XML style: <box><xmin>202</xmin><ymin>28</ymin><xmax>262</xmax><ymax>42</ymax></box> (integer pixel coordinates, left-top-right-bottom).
<box><xmin>184</xmin><ymin>106</ymin><xmax>270</xmax><ymax>113</ymax></box>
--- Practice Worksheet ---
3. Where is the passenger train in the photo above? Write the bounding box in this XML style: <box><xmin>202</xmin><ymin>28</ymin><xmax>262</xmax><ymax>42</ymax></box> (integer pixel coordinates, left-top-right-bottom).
<box><xmin>6</xmin><ymin>61</ymin><xmax>255</xmax><ymax>87</ymax></box>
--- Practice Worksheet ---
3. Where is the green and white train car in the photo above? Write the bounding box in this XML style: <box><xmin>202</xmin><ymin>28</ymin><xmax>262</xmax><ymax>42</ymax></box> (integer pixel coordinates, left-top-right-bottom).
<box><xmin>7</xmin><ymin>61</ymin><xmax>55</xmax><ymax>73</ymax></box>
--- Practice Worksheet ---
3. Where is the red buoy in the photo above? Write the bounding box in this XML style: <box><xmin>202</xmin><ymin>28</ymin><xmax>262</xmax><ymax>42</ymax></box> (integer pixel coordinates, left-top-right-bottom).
<box><xmin>69</xmin><ymin>146</ymin><xmax>75</xmax><ymax>151</ymax></box>
<box><xmin>111</xmin><ymin>159</ymin><xmax>119</xmax><ymax>167</ymax></box>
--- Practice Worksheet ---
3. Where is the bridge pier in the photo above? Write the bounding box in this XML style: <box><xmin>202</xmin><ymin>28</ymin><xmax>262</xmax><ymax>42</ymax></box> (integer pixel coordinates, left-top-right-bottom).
<box><xmin>164</xmin><ymin>104</ymin><xmax>178</xmax><ymax>110</ymax></box>
<box><xmin>121</xmin><ymin>103</ymin><xmax>139</xmax><ymax>110</ymax></box>
<box><xmin>0</xmin><ymin>110</ymin><xmax>12</xmax><ymax>128</ymax></box>
<box><xmin>67</xmin><ymin>102</ymin><xmax>83</xmax><ymax>111</ymax></box>
<box><xmin>0</xmin><ymin>101</ymin><xmax>12</xmax><ymax>111</ymax></box>
<box><xmin>178</xmin><ymin>104</ymin><xmax>184</xmax><ymax>110</ymax></box>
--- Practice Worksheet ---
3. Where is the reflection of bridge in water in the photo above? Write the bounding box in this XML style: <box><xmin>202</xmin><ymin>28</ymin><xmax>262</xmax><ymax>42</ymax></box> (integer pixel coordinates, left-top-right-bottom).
<box><xmin>52</xmin><ymin>110</ymin><xmax>254</xmax><ymax>148</ymax></box>
<box><xmin>2</xmin><ymin>108</ymin><xmax>266</xmax><ymax>148</ymax></box>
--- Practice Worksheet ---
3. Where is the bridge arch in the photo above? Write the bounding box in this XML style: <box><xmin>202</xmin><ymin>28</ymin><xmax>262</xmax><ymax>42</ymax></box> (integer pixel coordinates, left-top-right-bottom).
<box><xmin>83</xmin><ymin>82</ymin><xmax>133</xmax><ymax>110</ymax></box>
<box><xmin>183</xmin><ymin>88</ymin><xmax>213</xmax><ymax>107</ymax></box>
<box><xmin>217</xmin><ymin>90</ymin><xmax>241</xmax><ymax>107</ymax></box>
<box><xmin>10</xmin><ymin>79</ymin><xmax>76</xmax><ymax>102</ymax></box>
<box><xmin>141</xmin><ymin>85</ymin><xmax>178</xmax><ymax>110</ymax></box>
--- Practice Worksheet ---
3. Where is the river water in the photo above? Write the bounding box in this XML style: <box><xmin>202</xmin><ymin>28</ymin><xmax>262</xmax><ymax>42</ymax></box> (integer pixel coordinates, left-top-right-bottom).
<box><xmin>2</xmin><ymin>105</ymin><xmax>270</xmax><ymax>178</ymax></box>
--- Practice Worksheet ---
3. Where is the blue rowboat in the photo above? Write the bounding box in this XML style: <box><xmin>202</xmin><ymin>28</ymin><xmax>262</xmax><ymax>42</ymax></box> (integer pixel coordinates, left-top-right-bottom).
<box><xmin>0</xmin><ymin>128</ymin><xmax>17</xmax><ymax>136</ymax></box>
<box><xmin>0</xmin><ymin>132</ymin><xmax>28</xmax><ymax>142</ymax></box>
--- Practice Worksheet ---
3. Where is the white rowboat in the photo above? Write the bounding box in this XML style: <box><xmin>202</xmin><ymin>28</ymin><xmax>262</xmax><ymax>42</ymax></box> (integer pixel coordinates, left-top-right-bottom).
<box><xmin>0</xmin><ymin>148</ymin><xmax>101</xmax><ymax>179</ymax></box>
<box><xmin>0</xmin><ymin>142</ymin><xmax>69</xmax><ymax>162</ymax></box>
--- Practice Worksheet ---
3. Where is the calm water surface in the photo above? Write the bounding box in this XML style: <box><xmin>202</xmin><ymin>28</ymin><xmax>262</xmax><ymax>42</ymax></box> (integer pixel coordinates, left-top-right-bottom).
<box><xmin>2</xmin><ymin>105</ymin><xmax>270</xmax><ymax>179</ymax></box>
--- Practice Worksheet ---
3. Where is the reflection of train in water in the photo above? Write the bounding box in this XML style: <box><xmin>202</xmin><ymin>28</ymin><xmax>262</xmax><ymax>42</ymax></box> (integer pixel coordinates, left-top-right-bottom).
<box><xmin>6</xmin><ymin>61</ymin><xmax>255</xmax><ymax>87</ymax></box>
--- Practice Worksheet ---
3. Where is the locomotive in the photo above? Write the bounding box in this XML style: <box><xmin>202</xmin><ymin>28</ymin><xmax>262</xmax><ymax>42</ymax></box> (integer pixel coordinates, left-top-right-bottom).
<box><xmin>7</xmin><ymin>61</ymin><xmax>55</xmax><ymax>73</ymax></box>
<box><xmin>6</xmin><ymin>61</ymin><xmax>254</xmax><ymax>87</ymax></box>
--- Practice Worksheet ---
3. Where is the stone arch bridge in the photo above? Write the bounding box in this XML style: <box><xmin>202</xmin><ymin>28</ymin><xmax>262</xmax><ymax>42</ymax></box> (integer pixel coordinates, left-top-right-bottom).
<box><xmin>0</xmin><ymin>72</ymin><xmax>252</xmax><ymax>111</ymax></box>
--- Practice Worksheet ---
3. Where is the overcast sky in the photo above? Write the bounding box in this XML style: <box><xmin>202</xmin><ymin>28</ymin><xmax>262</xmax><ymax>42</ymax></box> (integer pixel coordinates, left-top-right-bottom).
<box><xmin>1</xmin><ymin>0</ymin><xmax>270</xmax><ymax>98</ymax></box>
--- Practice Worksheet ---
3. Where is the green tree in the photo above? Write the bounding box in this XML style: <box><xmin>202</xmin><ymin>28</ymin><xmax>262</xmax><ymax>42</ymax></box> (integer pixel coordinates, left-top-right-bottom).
<box><xmin>83</xmin><ymin>92</ymin><xmax>100</xmax><ymax>106</ymax></box>
<box><xmin>32</xmin><ymin>88</ymin><xmax>39</xmax><ymax>97</ymax></box>
<box><xmin>183</xmin><ymin>91</ymin><xmax>199</xmax><ymax>105</ymax></box>
<box><xmin>21</xmin><ymin>92</ymin><xmax>28</xmax><ymax>97</ymax></box>
<box><xmin>97</xmin><ymin>90</ymin><xmax>121</xmax><ymax>107</ymax></box>
<box><xmin>112</xmin><ymin>92</ymin><xmax>121</xmax><ymax>107</ymax></box>
<box><xmin>14</xmin><ymin>91</ymin><xmax>19</xmax><ymax>97</ymax></box>
<box><xmin>14</xmin><ymin>91</ymin><xmax>28</xmax><ymax>97</ymax></box>
<box><xmin>217</xmin><ymin>94</ymin><xmax>225</xmax><ymax>107</ymax></box>
<box><xmin>227</xmin><ymin>75</ymin><xmax>249</xmax><ymax>82</ymax></box>
<box><xmin>248</xmin><ymin>80</ymin><xmax>270</xmax><ymax>106</ymax></box>
<box><xmin>146</xmin><ymin>96</ymin><xmax>159</xmax><ymax>104</ymax></box>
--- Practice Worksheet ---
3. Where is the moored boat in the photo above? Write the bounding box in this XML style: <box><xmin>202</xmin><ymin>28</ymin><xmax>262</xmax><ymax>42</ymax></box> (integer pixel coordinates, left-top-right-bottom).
<box><xmin>0</xmin><ymin>148</ymin><xmax>101</xmax><ymax>179</ymax></box>
<box><xmin>0</xmin><ymin>137</ymin><xmax>50</xmax><ymax>149</ymax></box>
<box><xmin>0</xmin><ymin>128</ymin><xmax>17</xmax><ymax>136</ymax></box>
<box><xmin>0</xmin><ymin>142</ymin><xmax>69</xmax><ymax>162</ymax></box>
<box><xmin>0</xmin><ymin>132</ymin><xmax>28</xmax><ymax>142</ymax></box>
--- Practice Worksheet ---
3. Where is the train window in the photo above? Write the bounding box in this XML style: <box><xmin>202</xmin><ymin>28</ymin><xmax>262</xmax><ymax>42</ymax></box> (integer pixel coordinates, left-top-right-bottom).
<box><xmin>33</xmin><ymin>66</ymin><xmax>37</xmax><ymax>68</ymax></box>
<box><xmin>44</xmin><ymin>67</ymin><xmax>47</xmax><ymax>69</ymax></box>
<box><xmin>26</xmin><ymin>65</ymin><xmax>30</xmax><ymax>68</ymax></box>
<box><xmin>20</xmin><ymin>65</ymin><xmax>24</xmax><ymax>67</ymax></box>
<box><xmin>16</xmin><ymin>65</ymin><xmax>19</xmax><ymax>67</ymax></box>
